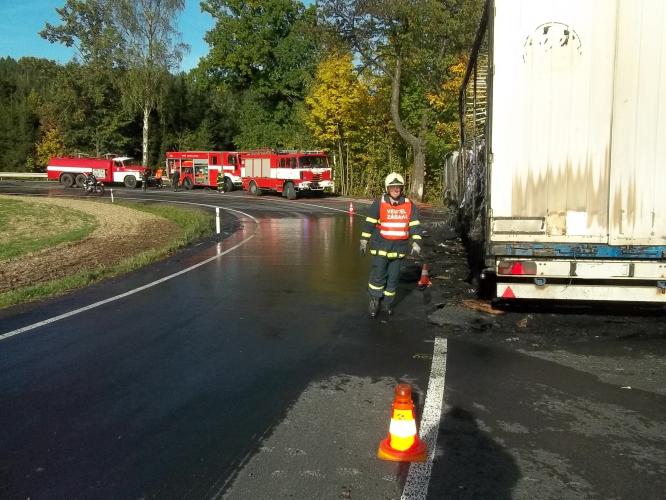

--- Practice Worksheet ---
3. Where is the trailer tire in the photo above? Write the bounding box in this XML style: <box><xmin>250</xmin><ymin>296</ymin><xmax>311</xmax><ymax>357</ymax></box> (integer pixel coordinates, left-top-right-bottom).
<box><xmin>225</xmin><ymin>177</ymin><xmax>234</xmax><ymax>193</ymax></box>
<box><xmin>61</xmin><ymin>173</ymin><xmax>75</xmax><ymax>188</ymax></box>
<box><xmin>75</xmin><ymin>173</ymin><xmax>86</xmax><ymax>188</ymax></box>
<box><xmin>284</xmin><ymin>182</ymin><xmax>297</xmax><ymax>200</ymax></box>
<box><xmin>182</xmin><ymin>177</ymin><xmax>193</xmax><ymax>190</ymax></box>
<box><xmin>249</xmin><ymin>181</ymin><xmax>262</xmax><ymax>196</ymax></box>
<box><xmin>124</xmin><ymin>175</ymin><xmax>137</xmax><ymax>188</ymax></box>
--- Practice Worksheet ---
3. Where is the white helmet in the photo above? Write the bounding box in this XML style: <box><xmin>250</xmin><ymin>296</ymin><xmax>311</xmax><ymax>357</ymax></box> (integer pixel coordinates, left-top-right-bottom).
<box><xmin>384</xmin><ymin>172</ymin><xmax>405</xmax><ymax>192</ymax></box>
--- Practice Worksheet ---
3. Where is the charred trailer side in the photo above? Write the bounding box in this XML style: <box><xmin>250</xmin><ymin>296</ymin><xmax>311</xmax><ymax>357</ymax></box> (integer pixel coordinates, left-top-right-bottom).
<box><xmin>458</xmin><ymin>0</ymin><xmax>666</xmax><ymax>302</ymax></box>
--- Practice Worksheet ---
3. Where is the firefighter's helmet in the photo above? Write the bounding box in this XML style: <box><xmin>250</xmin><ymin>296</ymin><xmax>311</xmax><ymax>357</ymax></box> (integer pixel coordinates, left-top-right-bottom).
<box><xmin>384</xmin><ymin>172</ymin><xmax>405</xmax><ymax>192</ymax></box>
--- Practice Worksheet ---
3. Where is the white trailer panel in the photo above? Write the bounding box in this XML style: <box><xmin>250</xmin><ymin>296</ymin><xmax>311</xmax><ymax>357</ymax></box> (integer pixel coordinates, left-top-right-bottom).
<box><xmin>490</xmin><ymin>0</ymin><xmax>617</xmax><ymax>243</ymax></box>
<box><xmin>609</xmin><ymin>0</ymin><xmax>666</xmax><ymax>245</ymax></box>
<box><xmin>498</xmin><ymin>283</ymin><xmax>666</xmax><ymax>302</ymax></box>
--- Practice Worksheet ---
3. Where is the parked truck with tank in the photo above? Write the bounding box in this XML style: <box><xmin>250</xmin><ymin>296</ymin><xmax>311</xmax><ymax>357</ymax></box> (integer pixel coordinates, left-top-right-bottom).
<box><xmin>47</xmin><ymin>155</ymin><xmax>146</xmax><ymax>189</ymax></box>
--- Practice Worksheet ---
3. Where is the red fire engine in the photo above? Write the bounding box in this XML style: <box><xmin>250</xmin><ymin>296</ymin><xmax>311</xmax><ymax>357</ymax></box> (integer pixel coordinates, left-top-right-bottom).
<box><xmin>241</xmin><ymin>149</ymin><xmax>333</xmax><ymax>199</ymax></box>
<box><xmin>165</xmin><ymin>151</ymin><xmax>241</xmax><ymax>191</ymax></box>
<box><xmin>47</xmin><ymin>155</ymin><xmax>146</xmax><ymax>188</ymax></box>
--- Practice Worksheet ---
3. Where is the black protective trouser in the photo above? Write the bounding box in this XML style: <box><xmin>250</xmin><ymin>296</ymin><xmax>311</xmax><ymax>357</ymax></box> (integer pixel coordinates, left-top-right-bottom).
<box><xmin>367</xmin><ymin>255</ymin><xmax>402</xmax><ymax>305</ymax></box>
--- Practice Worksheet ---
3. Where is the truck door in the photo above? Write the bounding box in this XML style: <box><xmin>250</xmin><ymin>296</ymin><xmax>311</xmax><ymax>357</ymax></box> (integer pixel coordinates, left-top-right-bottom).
<box><xmin>194</xmin><ymin>159</ymin><xmax>209</xmax><ymax>186</ymax></box>
<box><xmin>608</xmin><ymin>0</ymin><xmax>666</xmax><ymax>246</ymax></box>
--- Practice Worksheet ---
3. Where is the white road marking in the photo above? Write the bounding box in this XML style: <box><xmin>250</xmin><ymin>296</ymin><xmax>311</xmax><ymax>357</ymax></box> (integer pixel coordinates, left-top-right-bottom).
<box><xmin>0</xmin><ymin>203</ymin><xmax>258</xmax><ymax>342</ymax></box>
<box><xmin>401</xmin><ymin>337</ymin><xmax>448</xmax><ymax>500</ymax></box>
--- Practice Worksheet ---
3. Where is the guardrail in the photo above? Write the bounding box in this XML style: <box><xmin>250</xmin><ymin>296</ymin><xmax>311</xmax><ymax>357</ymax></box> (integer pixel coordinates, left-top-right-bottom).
<box><xmin>0</xmin><ymin>172</ymin><xmax>48</xmax><ymax>179</ymax></box>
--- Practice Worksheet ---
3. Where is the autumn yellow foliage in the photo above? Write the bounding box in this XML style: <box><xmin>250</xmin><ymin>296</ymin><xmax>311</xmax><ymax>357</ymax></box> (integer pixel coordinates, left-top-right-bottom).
<box><xmin>305</xmin><ymin>53</ymin><xmax>369</xmax><ymax>144</ymax></box>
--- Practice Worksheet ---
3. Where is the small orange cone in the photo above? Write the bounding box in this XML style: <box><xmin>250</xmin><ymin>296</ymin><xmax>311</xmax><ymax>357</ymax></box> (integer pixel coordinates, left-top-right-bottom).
<box><xmin>377</xmin><ymin>384</ymin><xmax>427</xmax><ymax>462</ymax></box>
<box><xmin>417</xmin><ymin>264</ymin><xmax>432</xmax><ymax>289</ymax></box>
<box><xmin>349</xmin><ymin>202</ymin><xmax>354</xmax><ymax>214</ymax></box>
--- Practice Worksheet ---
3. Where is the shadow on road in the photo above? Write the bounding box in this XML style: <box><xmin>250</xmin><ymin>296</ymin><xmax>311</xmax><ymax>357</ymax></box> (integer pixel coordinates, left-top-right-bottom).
<box><xmin>427</xmin><ymin>406</ymin><xmax>520</xmax><ymax>499</ymax></box>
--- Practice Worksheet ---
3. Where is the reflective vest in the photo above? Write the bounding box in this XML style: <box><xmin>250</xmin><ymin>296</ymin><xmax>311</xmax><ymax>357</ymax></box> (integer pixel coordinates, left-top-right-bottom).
<box><xmin>378</xmin><ymin>198</ymin><xmax>412</xmax><ymax>240</ymax></box>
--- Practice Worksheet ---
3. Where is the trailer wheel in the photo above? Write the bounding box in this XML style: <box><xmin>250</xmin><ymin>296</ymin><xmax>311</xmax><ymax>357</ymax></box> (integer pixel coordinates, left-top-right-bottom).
<box><xmin>249</xmin><ymin>181</ymin><xmax>262</xmax><ymax>196</ymax></box>
<box><xmin>182</xmin><ymin>177</ymin><xmax>193</xmax><ymax>190</ymax></box>
<box><xmin>225</xmin><ymin>177</ymin><xmax>234</xmax><ymax>193</ymax></box>
<box><xmin>124</xmin><ymin>175</ymin><xmax>137</xmax><ymax>188</ymax></box>
<box><xmin>75</xmin><ymin>174</ymin><xmax>86</xmax><ymax>188</ymax></box>
<box><xmin>284</xmin><ymin>182</ymin><xmax>297</xmax><ymax>200</ymax></box>
<box><xmin>61</xmin><ymin>173</ymin><xmax>74</xmax><ymax>188</ymax></box>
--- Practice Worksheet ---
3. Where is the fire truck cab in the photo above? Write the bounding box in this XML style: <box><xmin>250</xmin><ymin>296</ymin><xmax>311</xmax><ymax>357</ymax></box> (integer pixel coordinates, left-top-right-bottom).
<box><xmin>165</xmin><ymin>151</ymin><xmax>241</xmax><ymax>191</ymax></box>
<box><xmin>241</xmin><ymin>150</ymin><xmax>333</xmax><ymax>199</ymax></box>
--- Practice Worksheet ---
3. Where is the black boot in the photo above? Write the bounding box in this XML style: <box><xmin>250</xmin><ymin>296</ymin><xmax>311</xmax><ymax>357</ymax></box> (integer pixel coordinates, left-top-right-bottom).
<box><xmin>368</xmin><ymin>298</ymin><xmax>380</xmax><ymax>318</ymax></box>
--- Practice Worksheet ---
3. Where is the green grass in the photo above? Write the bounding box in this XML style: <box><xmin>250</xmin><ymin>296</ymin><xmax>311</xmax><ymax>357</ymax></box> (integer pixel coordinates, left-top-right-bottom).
<box><xmin>0</xmin><ymin>198</ymin><xmax>98</xmax><ymax>260</ymax></box>
<box><xmin>0</xmin><ymin>200</ymin><xmax>215</xmax><ymax>309</ymax></box>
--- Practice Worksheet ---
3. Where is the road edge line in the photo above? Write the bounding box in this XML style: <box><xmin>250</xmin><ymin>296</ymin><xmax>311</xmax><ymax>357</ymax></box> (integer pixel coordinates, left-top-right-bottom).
<box><xmin>0</xmin><ymin>206</ymin><xmax>257</xmax><ymax>342</ymax></box>
<box><xmin>401</xmin><ymin>336</ymin><xmax>448</xmax><ymax>500</ymax></box>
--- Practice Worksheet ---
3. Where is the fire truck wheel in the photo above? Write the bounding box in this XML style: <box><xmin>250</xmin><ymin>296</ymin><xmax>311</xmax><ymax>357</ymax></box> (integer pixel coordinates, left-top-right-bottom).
<box><xmin>249</xmin><ymin>181</ymin><xmax>262</xmax><ymax>196</ymax></box>
<box><xmin>224</xmin><ymin>177</ymin><xmax>234</xmax><ymax>193</ymax></box>
<box><xmin>124</xmin><ymin>176</ymin><xmax>138</xmax><ymax>189</ymax></box>
<box><xmin>61</xmin><ymin>173</ymin><xmax>75</xmax><ymax>188</ymax></box>
<box><xmin>284</xmin><ymin>182</ymin><xmax>297</xmax><ymax>200</ymax></box>
<box><xmin>182</xmin><ymin>178</ymin><xmax>193</xmax><ymax>190</ymax></box>
<box><xmin>75</xmin><ymin>174</ymin><xmax>86</xmax><ymax>188</ymax></box>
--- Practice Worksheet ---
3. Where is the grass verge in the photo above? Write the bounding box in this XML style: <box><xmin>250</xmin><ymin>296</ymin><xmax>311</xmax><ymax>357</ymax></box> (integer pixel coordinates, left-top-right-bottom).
<box><xmin>0</xmin><ymin>197</ymin><xmax>98</xmax><ymax>260</ymax></box>
<box><xmin>0</xmin><ymin>201</ymin><xmax>214</xmax><ymax>309</ymax></box>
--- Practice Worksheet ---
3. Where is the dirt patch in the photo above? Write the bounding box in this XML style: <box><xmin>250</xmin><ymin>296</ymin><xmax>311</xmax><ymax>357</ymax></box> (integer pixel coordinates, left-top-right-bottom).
<box><xmin>0</xmin><ymin>197</ymin><xmax>182</xmax><ymax>293</ymax></box>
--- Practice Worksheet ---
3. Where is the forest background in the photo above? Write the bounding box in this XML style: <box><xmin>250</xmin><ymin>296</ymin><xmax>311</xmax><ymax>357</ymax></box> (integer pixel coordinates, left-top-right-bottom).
<box><xmin>0</xmin><ymin>0</ymin><xmax>483</xmax><ymax>202</ymax></box>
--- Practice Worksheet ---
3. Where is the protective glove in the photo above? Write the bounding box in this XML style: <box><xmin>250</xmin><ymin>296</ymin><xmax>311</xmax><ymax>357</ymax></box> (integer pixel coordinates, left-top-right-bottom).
<box><xmin>359</xmin><ymin>239</ymin><xmax>368</xmax><ymax>255</ymax></box>
<box><xmin>411</xmin><ymin>241</ymin><xmax>421</xmax><ymax>257</ymax></box>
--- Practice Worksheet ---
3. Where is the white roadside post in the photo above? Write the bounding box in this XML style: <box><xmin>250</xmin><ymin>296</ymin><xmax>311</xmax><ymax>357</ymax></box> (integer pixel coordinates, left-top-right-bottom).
<box><xmin>216</xmin><ymin>207</ymin><xmax>220</xmax><ymax>234</ymax></box>
<box><xmin>110</xmin><ymin>188</ymin><xmax>114</xmax><ymax>203</ymax></box>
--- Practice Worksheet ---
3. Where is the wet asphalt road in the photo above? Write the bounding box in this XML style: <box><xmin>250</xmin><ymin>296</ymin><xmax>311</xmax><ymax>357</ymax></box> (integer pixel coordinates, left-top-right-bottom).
<box><xmin>0</xmin><ymin>182</ymin><xmax>665</xmax><ymax>499</ymax></box>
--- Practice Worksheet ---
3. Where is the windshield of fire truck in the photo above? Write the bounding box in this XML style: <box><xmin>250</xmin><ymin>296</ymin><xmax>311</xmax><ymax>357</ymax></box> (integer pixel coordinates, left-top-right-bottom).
<box><xmin>113</xmin><ymin>157</ymin><xmax>134</xmax><ymax>167</ymax></box>
<box><xmin>299</xmin><ymin>156</ymin><xmax>328</xmax><ymax>168</ymax></box>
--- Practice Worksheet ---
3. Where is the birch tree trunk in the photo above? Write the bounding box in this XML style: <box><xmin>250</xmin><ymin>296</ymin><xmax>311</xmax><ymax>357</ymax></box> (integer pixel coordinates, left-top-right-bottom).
<box><xmin>142</xmin><ymin>104</ymin><xmax>149</xmax><ymax>167</ymax></box>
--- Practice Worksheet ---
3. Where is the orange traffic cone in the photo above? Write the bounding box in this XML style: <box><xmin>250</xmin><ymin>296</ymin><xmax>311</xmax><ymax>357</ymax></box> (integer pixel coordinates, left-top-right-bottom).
<box><xmin>377</xmin><ymin>384</ymin><xmax>427</xmax><ymax>462</ymax></box>
<box><xmin>349</xmin><ymin>202</ymin><xmax>355</xmax><ymax>214</ymax></box>
<box><xmin>417</xmin><ymin>263</ymin><xmax>432</xmax><ymax>289</ymax></box>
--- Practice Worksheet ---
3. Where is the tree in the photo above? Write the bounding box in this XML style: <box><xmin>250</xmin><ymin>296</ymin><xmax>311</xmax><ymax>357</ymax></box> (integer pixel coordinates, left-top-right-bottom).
<box><xmin>35</xmin><ymin>126</ymin><xmax>66</xmax><ymax>168</ymax></box>
<box><xmin>114</xmin><ymin>0</ymin><xmax>188</xmax><ymax>166</ymax></box>
<box><xmin>200</xmin><ymin>0</ymin><xmax>319</xmax><ymax>148</ymax></box>
<box><xmin>0</xmin><ymin>57</ymin><xmax>59</xmax><ymax>170</ymax></box>
<box><xmin>305</xmin><ymin>52</ymin><xmax>369</xmax><ymax>195</ymax></box>
<box><xmin>320</xmin><ymin>0</ymin><xmax>482</xmax><ymax>201</ymax></box>
<box><xmin>41</xmin><ymin>0</ymin><xmax>188</xmax><ymax>166</ymax></box>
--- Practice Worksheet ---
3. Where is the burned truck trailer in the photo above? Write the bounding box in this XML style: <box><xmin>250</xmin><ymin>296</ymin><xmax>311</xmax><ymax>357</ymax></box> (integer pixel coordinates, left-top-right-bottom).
<box><xmin>459</xmin><ymin>0</ymin><xmax>666</xmax><ymax>302</ymax></box>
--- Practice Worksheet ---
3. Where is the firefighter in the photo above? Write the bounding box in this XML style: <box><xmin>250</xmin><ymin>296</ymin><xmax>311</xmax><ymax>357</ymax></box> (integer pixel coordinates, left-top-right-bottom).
<box><xmin>359</xmin><ymin>172</ymin><xmax>422</xmax><ymax>317</ymax></box>
<box><xmin>171</xmin><ymin>168</ymin><xmax>180</xmax><ymax>192</ymax></box>
<box><xmin>142</xmin><ymin>169</ymin><xmax>149</xmax><ymax>191</ymax></box>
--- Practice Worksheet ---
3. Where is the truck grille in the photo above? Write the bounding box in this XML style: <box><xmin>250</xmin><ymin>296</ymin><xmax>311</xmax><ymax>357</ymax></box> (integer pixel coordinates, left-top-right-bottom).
<box><xmin>311</xmin><ymin>173</ymin><xmax>321</xmax><ymax>183</ymax></box>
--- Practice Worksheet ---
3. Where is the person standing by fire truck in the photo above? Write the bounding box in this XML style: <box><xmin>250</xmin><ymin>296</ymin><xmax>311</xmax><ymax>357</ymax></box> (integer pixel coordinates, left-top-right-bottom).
<box><xmin>171</xmin><ymin>167</ymin><xmax>180</xmax><ymax>192</ymax></box>
<box><xmin>359</xmin><ymin>172</ymin><xmax>422</xmax><ymax>317</ymax></box>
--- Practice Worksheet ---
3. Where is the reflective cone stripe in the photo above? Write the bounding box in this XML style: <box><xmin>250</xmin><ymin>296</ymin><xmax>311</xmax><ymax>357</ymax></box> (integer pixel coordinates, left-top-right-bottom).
<box><xmin>388</xmin><ymin>408</ymin><xmax>417</xmax><ymax>451</ymax></box>
<box><xmin>349</xmin><ymin>202</ymin><xmax>354</xmax><ymax>214</ymax></box>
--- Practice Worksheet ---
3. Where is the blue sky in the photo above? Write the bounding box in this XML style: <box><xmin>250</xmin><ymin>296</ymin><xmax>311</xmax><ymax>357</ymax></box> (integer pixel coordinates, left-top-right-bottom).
<box><xmin>0</xmin><ymin>0</ymin><xmax>214</xmax><ymax>72</ymax></box>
